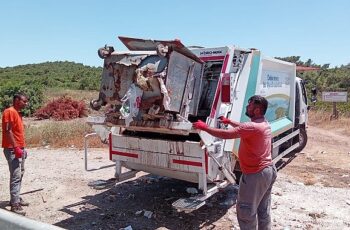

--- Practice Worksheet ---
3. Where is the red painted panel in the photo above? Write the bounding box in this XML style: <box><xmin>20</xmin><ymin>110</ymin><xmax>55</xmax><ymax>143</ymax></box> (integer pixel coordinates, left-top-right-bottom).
<box><xmin>111</xmin><ymin>150</ymin><xmax>139</xmax><ymax>159</ymax></box>
<box><xmin>200</xmin><ymin>56</ymin><xmax>225</xmax><ymax>62</ymax></box>
<box><xmin>109</xmin><ymin>133</ymin><xmax>112</xmax><ymax>161</ymax></box>
<box><xmin>205</xmin><ymin>150</ymin><xmax>208</xmax><ymax>174</ymax></box>
<box><xmin>173</xmin><ymin>159</ymin><xmax>202</xmax><ymax>167</ymax></box>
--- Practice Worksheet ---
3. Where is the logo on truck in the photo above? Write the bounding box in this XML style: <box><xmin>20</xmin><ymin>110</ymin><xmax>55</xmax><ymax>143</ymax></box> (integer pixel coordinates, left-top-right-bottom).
<box><xmin>263</xmin><ymin>73</ymin><xmax>290</xmax><ymax>88</ymax></box>
<box><xmin>199</xmin><ymin>50</ymin><xmax>223</xmax><ymax>56</ymax></box>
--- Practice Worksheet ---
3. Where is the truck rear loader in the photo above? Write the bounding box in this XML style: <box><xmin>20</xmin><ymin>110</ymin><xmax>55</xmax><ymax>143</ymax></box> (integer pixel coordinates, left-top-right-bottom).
<box><xmin>86</xmin><ymin>36</ymin><xmax>309</xmax><ymax>212</ymax></box>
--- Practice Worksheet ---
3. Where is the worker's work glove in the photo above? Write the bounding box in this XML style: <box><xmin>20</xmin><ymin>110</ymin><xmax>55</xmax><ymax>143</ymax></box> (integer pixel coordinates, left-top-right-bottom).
<box><xmin>218</xmin><ymin>116</ymin><xmax>231</xmax><ymax>124</ymax></box>
<box><xmin>193</xmin><ymin>120</ymin><xmax>208</xmax><ymax>130</ymax></box>
<box><xmin>14</xmin><ymin>147</ymin><xmax>23</xmax><ymax>159</ymax></box>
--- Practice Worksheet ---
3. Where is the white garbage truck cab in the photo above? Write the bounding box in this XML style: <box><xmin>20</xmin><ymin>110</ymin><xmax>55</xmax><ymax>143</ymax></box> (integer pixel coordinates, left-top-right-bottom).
<box><xmin>87</xmin><ymin>36</ymin><xmax>308</xmax><ymax>212</ymax></box>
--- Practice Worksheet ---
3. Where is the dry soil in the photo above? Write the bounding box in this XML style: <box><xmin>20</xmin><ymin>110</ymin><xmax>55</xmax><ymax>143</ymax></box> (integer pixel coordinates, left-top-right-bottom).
<box><xmin>0</xmin><ymin>125</ymin><xmax>349</xmax><ymax>230</ymax></box>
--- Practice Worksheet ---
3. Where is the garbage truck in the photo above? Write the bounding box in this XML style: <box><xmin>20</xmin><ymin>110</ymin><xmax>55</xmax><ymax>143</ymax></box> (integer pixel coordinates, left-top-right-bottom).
<box><xmin>86</xmin><ymin>36</ymin><xmax>309</xmax><ymax>212</ymax></box>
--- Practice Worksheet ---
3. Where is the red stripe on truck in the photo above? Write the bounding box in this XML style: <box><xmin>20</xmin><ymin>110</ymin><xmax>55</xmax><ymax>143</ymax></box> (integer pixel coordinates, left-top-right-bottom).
<box><xmin>173</xmin><ymin>159</ymin><xmax>202</xmax><ymax>167</ymax></box>
<box><xmin>109</xmin><ymin>133</ymin><xmax>112</xmax><ymax>161</ymax></box>
<box><xmin>221</xmin><ymin>54</ymin><xmax>230</xmax><ymax>73</ymax></box>
<box><xmin>200</xmin><ymin>56</ymin><xmax>225</xmax><ymax>61</ymax></box>
<box><xmin>205</xmin><ymin>150</ymin><xmax>208</xmax><ymax>174</ymax></box>
<box><xmin>109</xmin><ymin>133</ymin><xmax>138</xmax><ymax>159</ymax></box>
<box><xmin>111</xmin><ymin>151</ymin><xmax>139</xmax><ymax>158</ymax></box>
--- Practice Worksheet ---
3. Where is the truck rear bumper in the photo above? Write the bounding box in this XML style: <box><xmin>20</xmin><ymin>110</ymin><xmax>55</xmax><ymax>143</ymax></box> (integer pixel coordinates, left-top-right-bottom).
<box><xmin>109</xmin><ymin>133</ymin><xmax>212</xmax><ymax>184</ymax></box>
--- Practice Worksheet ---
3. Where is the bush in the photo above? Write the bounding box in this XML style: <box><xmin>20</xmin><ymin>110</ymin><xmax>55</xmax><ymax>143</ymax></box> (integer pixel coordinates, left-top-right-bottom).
<box><xmin>0</xmin><ymin>83</ymin><xmax>44</xmax><ymax>116</ymax></box>
<box><xmin>34</xmin><ymin>96</ymin><xmax>87</xmax><ymax>120</ymax></box>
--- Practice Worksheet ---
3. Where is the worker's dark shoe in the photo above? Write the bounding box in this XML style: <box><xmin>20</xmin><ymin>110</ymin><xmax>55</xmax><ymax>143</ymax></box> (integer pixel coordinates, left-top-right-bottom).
<box><xmin>8</xmin><ymin>198</ymin><xmax>29</xmax><ymax>207</ymax></box>
<box><xmin>10</xmin><ymin>203</ymin><xmax>26</xmax><ymax>216</ymax></box>
<box><xmin>19</xmin><ymin>197</ymin><xmax>29</xmax><ymax>206</ymax></box>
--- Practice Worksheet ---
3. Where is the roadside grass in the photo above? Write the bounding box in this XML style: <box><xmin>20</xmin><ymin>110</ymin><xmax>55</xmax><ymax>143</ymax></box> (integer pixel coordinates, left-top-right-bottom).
<box><xmin>25</xmin><ymin>118</ymin><xmax>106</xmax><ymax>148</ymax></box>
<box><xmin>43</xmin><ymin>88</ymin><xmax>99</xmax><ymax>104</ymax></box>
<box><xmin>308</xmin><ymin>109</ymin><xmax>350</xmax><ymax>136</ymax></box>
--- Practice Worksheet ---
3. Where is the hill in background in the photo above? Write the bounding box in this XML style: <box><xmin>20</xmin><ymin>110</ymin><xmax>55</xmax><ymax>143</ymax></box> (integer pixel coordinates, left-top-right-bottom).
<box><xmin>0</xmin><ymin>61</ymin><xmax>102</xmax><ymax>91</ymax></box>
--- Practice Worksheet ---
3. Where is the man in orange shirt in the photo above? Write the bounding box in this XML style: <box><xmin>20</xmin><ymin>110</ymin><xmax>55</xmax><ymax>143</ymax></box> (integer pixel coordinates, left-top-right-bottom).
<box><xmin>2</xmin><ymin>93</ymin><xmax>29</xmax><ymax>215</ymax></box>
<box><xmin>193</xmin><ymin>95</ymin><xmax>277</xmax><ymax>230</ymax></box>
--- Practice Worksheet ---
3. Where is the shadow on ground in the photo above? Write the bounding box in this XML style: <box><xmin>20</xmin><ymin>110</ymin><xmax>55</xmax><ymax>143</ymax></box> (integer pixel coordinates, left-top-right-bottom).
<box><xmin>55</xmin><ymin>175</ymin><xmax>237</xmax><ymax>230</ymax></box>
<box><xmin>0</xmin><ymin>201</ymin><xmax>9</xmax><ymax>209</ymax></box>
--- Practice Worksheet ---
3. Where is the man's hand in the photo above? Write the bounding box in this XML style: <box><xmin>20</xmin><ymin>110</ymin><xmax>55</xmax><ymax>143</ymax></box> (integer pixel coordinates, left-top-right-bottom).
<box><xmin>193</xmin><ymin>120</ymin><xmax>208</xmax><ymax>130</ymax></box>
<box><xmin>14</xmin><ymin>147</ymin><xmax>23</xmax><ymax>159</ymax></box>
<box><xmin>218</xmin><ymin>116</ymin><xmax>231</xmax><ymax>125</ymax></box>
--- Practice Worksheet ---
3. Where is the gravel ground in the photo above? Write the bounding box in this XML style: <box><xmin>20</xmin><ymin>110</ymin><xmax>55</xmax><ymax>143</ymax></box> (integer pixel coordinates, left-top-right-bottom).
<box><xmin>0</xmin><ymin>125</ymin><xmax>349</xmax><ymax>229</ymax></box>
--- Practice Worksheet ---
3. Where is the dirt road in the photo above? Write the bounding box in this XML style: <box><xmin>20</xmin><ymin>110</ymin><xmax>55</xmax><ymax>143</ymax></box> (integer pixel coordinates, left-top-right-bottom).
<box><xmin>1</xmin><ymin>125</ymin><xmax>349</xmax><ymax>229</ymax></box>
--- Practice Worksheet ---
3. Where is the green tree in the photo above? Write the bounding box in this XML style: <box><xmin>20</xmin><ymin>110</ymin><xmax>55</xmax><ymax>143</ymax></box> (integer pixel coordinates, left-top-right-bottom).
<box><xmin>0</xmin><ymin>83</ymin><xmax>44</xmax><ymax>116</ymax></box>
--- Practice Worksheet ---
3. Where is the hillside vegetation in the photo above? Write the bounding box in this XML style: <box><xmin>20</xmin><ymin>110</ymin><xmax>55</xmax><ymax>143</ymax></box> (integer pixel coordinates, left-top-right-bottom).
<box><xmin>0</xmin><ymin>61</ymin><xmax>102</xmax><ymax>115</ymax></box>
<box><xmin>0</xmin><ymin>61</ymin><xmax>101</xmax><ymax>90</ymax></box>
<box><xmin>276</xmin><ymin>57</ymin><xmax>350</xmax><ymax>115</ymax></box>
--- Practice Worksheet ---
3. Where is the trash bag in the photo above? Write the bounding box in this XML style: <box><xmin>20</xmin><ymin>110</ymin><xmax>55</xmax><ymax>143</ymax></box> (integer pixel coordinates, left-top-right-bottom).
<box><xmin>120</xmin><ymin>84</ymin><xmax>143</xmax><ymax>126</ymax></box>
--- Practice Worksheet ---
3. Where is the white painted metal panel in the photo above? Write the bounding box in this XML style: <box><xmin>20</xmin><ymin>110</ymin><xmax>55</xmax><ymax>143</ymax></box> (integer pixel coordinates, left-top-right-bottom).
<box><xmin>111</xmin><ymin>134</ymin><xmax>207</xmax><ymax>174</ymax></box>
<box><xmin>183</xmin><ymin>141</ymin><xmax>203</xmax><ymax>157</ymax></box>
<box><xmin>224</xmin><ymin>50</ymin><xmax>254</xmax><ymax>154</ymax></box>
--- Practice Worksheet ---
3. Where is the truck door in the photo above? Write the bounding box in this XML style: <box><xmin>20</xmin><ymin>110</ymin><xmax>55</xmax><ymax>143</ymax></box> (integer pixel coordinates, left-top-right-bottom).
<box><xmin>166</xmin><ymin>51</ymin><xmax>203</xmax><ymax>116</ymax></box>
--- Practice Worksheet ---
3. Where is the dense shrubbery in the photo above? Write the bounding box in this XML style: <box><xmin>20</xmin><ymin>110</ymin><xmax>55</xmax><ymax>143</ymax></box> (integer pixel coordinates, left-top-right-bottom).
<box><xmin>0</xmin><ymin>61</ymin><xmax>102</xmax><ymax>116</ymax></box>
<box><xmin>276</xmin><ymin>56</ymin><xmax>350</xmax><ymax>115</ymax></box>
<box><xmin>34</xmin><ymin>96</ymin><xmax>87</xmax><ymax>120</ymax></box>
<box><xmin>0</xmin><ymin>61</ymin><xmax>102</xmax><ymax>91</ymax></box>
<box><xmin>276</xmin><ymin>57</ymin><xmax>350</xmax><ymax>93</ymax></box>
<box><xmin>0</xmin><ymin>83</ymin><xmax>44</xmax><ymax>116</ymax></box>
<box><xmin>301</xmin><ymin>67</ymin><xmax>350</xmax><ymax>115</ymax></box>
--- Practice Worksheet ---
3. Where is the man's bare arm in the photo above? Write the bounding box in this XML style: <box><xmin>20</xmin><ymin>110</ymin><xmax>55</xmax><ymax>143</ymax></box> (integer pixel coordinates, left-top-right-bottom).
<box><xmin>226</xmin><ymin>120</ymin><xmax>241</xmax><ymax>127</ymax></box>
<box><xmin>202</xmin><ymin>126</ymin><xmax>240</xmax><ymax>139</ymax></box>
<box><xmin>4</xmin><ymin>122</ymin><xmax>17</xmax><ymax>147</ymax></box>
<box><xmin>218</xmin><ymin>116</ymin><xmax>241</xmax><ymax>127</ymax></box>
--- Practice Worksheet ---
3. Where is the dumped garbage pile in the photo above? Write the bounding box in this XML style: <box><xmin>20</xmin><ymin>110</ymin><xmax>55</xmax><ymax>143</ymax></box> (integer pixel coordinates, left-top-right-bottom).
<box><xmin>35</xmin><ymin>96</ymin><xmax>87</xmax><ymax>120</ymax></box>
<box><xmin>89</xmin><ymin>37</ymin><xmax>203</xmax><ymax>132</ymax></box>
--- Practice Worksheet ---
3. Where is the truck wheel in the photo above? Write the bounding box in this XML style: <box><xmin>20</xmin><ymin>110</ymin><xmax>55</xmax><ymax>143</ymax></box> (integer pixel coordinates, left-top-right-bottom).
<box><xmin>294</xmin><ymin>128</ymin><xmax>307</xmax><ymax>153</ymax></box>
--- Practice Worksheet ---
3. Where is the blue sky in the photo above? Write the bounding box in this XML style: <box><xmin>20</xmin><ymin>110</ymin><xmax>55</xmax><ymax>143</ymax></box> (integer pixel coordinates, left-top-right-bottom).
<box><xmin>0</xmin><ymin>0</ymin><xmax>349</xmax><ymax>68</ymax></box>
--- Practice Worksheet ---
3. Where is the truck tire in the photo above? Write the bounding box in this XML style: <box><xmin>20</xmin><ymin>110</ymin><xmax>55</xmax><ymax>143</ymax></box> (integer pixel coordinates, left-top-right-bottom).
<box><xmin>294</xmin><ymin>128</ymin><xmax>307</xmax><ymax>153</ymax></box>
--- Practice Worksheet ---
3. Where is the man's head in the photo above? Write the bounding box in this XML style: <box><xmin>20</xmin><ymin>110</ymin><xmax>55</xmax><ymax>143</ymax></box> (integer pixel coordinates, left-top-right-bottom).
<box><xmin>13</xmin><ymin>93</ymin><xmax>28</xmax><ymax>111</ymax></box>
<box><xmin>156</xmin><ymin>44</ymin><xmax>168</xmax><ymax>57</ymax></box>
<box><xmin>245</xmin><ymin>95</ymin><xmax>268</xmax><ymax>119</ymax></box>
